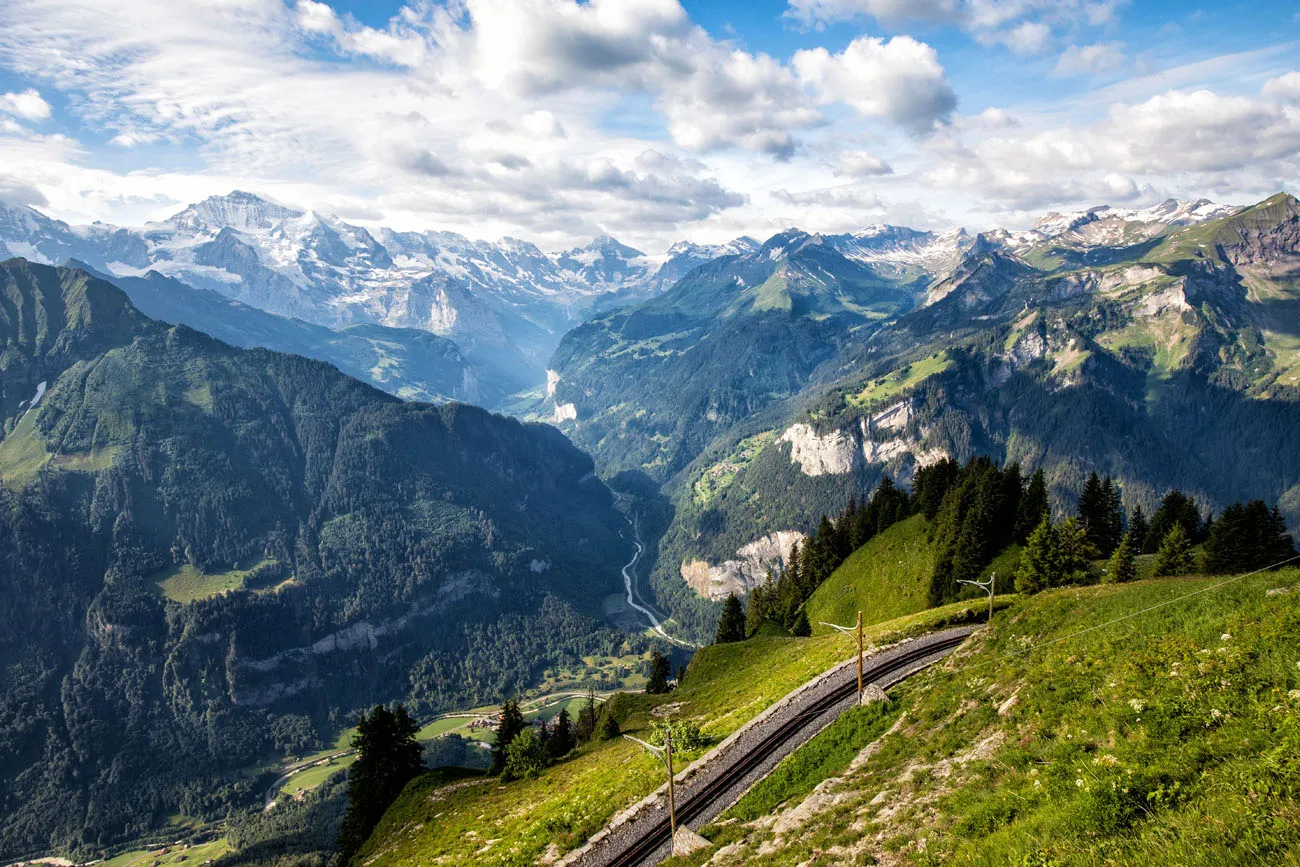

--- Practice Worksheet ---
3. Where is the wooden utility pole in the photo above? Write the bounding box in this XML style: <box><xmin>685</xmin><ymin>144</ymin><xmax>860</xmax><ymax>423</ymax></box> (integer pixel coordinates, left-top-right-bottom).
<box><xmin>820</xmin><ymin>611</ymin><xmax>867</xmax><ymax>702</ymax></box>
<box><xmin>664</xmin><ymin>728</ymin><xmax>677</xmax><ymax>840</ymax></box>
<box><xmin>856</xmin><ymin>610</ymin><xmax>863</xmax><ymax>697</ymax></box>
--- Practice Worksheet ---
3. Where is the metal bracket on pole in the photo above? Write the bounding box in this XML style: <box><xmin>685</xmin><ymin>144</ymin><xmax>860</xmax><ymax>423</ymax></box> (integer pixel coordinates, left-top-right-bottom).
<box><xmin>956</xmin><ymin>572</ymin><xmax>996</xmax><ymax>624</ymax></box>
<box><xmin>624</xmin><ymin>730</ymin><xmax>676</xmax><ymax>841</ymax></box>
<box><xmin>818</xmin><ymin>610</ymin><xmax>865</xmax><ymax>701</ymax></box>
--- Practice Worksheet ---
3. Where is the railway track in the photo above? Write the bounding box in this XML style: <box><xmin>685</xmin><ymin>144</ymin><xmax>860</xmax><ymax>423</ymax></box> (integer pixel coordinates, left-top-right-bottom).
<box><xmin>588</xmin><ymin>629</ymin><xmax>973</xmax><ymax>867</ymax></box>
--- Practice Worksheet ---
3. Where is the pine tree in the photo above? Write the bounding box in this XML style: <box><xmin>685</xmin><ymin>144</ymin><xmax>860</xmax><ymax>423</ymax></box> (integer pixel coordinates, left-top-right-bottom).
<box><xmin>490</xmin><ymin>700</ymin><xmax>527</xmax><ymax>774</ymax></box>
<box><xmin>575</xmin><ymin>689</ymin><xmax>598</xmax><ymax>744</ymax></box>
<box><xmin>336</xmin><ymin>705</ymin><xmax>425</xmax><ymax>865</ymax></box>
<box><xmin>1203</xmin><ymin>500</ymin><xmax>1299</xmax><ymax>574</ymax></box>
<box><xmin>1098</xmin><ymin>477</ymin><xmax>1124</xmax><ymax>556</ymax></box>
<box><xmin>1015</xmin><ymin>468</ymin><xmax>1049</xmax><ymax>543</ymax></box>
<box><xmin>745</xmin><ymin>574</ymin><xmax>770</xmax><ymax>637</ymax></box>
<box><xmin>597</xmin><ymin>708</ymin><xmax>621</xmax><ymax>740</ymax></box>
<box><xmin>1077</xmin><ymin>472</ymin><xmax>1104</xmax><ymax>546</ymax></box>
<box><xmin>1056</xmin><ymin>518</ymin><xmax>1100</xmax><ymax>585</ymax></box>
<box><xmin>1015</xmin><ymin>517</ymin><xmax>1057</xmax><ymax>595</ymax></box>
<box><xmin>789</xmin><ymin>607</ymin><xmax>811</xmax><ymax>637</ymax></box>
<box><xmin>1106</xmin><ymin>532</ymin><xmax>1137</xmax><ymax>583</ymax></box>
<box><xmin>1128</xmin><ymin>504</ymin><xmax>1149</xmax><ymax>553</ymax></box>
<box><xmin>549</xmin><ymin>708</ymin><xmax>576</xmax><ymax>758</ymax></box>
<box><xmin>1153</xmin><ymin>522</ymin><xmax>1194</xmax><ymax>576</ymax></box>
<box><xmin>1147</xmin><ymin>490</ymin><xmax>1202</xmax><ymax>552</ymax></box>
<box><xmin>714</xmin><ymin>593</ymin><xmax>746</xmax><ymax>644</ymax></box>
<box><xmin>645</xmin><ymin>650</ymin><xmax>671</xmax><ymax>694</ymax></box>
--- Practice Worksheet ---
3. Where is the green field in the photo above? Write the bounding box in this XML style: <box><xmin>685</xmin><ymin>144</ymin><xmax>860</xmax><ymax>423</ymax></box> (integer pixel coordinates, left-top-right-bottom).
<box><xmin>849</xmin><ymin>352</ymin><xmax>952</xmax><ymax>408</ymax></box>
<box><xmin>153</xmin><ymin>559</ymin><xmax>276</xmax><ymax>603</ymax></box>
<box><xmin>279</xmin><ymin>754</ymin><xmax>356</xmax><ymax>798</ymax></box>
<box><xmin>805</xmin><ymin>515</ymin><xmax>935</xmax><ymax>632</ymax></box>
<box><xmin>354</xmin><ymin>601</ymin><xmax>993</xmax><ymax>867</ymax></box>
<box><xmin>668</xmin><ymin>568</ymin><xmax>1300</xmax><ymax>866</ymax></box>
<box><xmin>100</xmin><ymin>837</ymin><xmax>230</xmax><ymax>867</ymax></box>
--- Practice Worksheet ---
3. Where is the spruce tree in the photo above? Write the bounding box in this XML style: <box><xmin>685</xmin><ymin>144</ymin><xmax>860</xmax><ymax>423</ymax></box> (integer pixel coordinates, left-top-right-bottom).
<box><xmin>1098</xmin><ymin>477</ymin><xmax>1124</xmax><ymax>555</ymax></box>
<box><xmin>1015</xmin><ymin>517</ymin><xmax>1057</xmax><ymax>595</ymax></box>
<box><xmin>789</xmin><ymin>607</ymin><xmax>811</xmax><ymax>637</ymax></box>
<box><xmin>745</xmin><ymin>574</ymin><xmax>770</xmax><ymax>637</ymax></box>
<box><xmin>1015</xmin><ymin>468</ymin><xmax>1049</xmax><ymax>543</ymax></box>
<box><xmin>1077</xmin><ymin>472</ymin><xmax>1106</xmax><ymax>550</ymax></box>
<box><xmin>1106</xmin><ymin>532</ymin><xmax>1137</xmax><ymax>583</ymax></box>
<box><xmin>1147</xmin><ymin>491</ymin><xmax>1202</xmax><ymax>552</ymax></box>
<box><xmin>1128</xmin><ymin>504</ymin><xmax>1149</xmax><ymax>553</ymax></box>
<box><xmin>490</xmin><ymin>700</ymin><xmax>527</xmax><ymax>774</ymax></box>
<box><xmin>336</xmin><ymin>705</ymin><xmax>425</xmax><ymax>865</ymax></box>
<box><xmin>714</xmin><ymin>593</ymin><xmax>746</xmax><ymax>644</ymax></box>
<box><xmin>1153</xmin><ymin>522</ymin><xmax>1194</xmax><ymax>576</ymax></box>
<box><xmin>645</xmin><ymin>650</ymin><xmax>671</xmax><ymax>694</ymax></box>
<box><xmin>549</xmin><ymin>708</ymin><xmax>576</xmax><ymax>758</ymax></box>
<box><xmin>597</xmin><ymin>708</ymin><xmax>621</xmax><ymax>740</ymax></box>
<box><xmin>575</xmin><ymin>689</ymin><xmax>598</xmax><ymax>744</ymax></box>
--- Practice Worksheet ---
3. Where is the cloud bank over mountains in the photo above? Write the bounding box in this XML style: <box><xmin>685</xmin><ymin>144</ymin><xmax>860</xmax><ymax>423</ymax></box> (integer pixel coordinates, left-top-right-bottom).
<box><xmin>0</xmin><ymin>0</ymin><xmax>1294</xmax><ymax>249</ymax></box>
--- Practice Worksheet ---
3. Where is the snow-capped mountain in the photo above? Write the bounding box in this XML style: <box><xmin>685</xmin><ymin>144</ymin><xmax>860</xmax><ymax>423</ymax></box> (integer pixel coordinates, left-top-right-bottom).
<box><xmin>0</xmin><ymin>191</ymin><xmax>1245</xmax><ymax>393</ymax></box>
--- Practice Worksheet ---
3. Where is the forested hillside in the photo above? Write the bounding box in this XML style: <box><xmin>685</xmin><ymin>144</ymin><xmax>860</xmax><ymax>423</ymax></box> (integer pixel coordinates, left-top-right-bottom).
<box><xmin>546</xmin><ymin>194</ymin><xmax>1300</xmax><ymax>642</ymax></box>
<box><xmin>0</xmin><ymin>260</ymin><xmax>637</xmax><ymax>859</ymax></box>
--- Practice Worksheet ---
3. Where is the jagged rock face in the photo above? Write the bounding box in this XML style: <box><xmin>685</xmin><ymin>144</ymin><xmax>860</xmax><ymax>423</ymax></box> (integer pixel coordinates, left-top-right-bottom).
<box><xmin>779</xmin><ymin>408</ymin><xmax>947</xmax><ymax>479</ymax></box>
<box><xmin>680</xmin><ymin>530</ymin><xmax>805</xmax><ymax>599</ymax></box>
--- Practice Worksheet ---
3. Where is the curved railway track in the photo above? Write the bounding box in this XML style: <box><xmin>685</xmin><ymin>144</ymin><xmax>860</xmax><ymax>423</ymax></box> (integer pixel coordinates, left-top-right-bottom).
<box><xmin>593</xmin><ymin>630</ymin><xmax>972</xmax><ymax>867</ymax></box>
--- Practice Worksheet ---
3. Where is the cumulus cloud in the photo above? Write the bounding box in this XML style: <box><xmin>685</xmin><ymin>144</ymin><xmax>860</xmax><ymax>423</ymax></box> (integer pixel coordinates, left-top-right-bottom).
<box><xmin>0</xmin><ymin>89</ymin><xmax>51</xmax><ymax>121</ymax></box>
<box><xmin>922</xmin><ymin>87</ymin><xmax>1300</xmax><ymax>212</ymax></box>
<box><xmin>773</xmin><ymin>185</ymin><xmax>886</xmax><ymax>209</ymax></box>
<box><xmin>834</xmin><ymin>149</ymin><xmax>894</xmax><ymax>176</ymax></box>
<box><xmin>1263</xmin><ymin>71</ymin><xmax>1300</xmax><ymax>104</ymax></box>
<box><xmin>794</xmin><ymin>36</ymin><xmax>957</xmax><ymax>134</ymax></box>
<box><xmin>1055</xmin><ymin>43</ymin><xmax>1127</xmax><ymax>76</ymax></box>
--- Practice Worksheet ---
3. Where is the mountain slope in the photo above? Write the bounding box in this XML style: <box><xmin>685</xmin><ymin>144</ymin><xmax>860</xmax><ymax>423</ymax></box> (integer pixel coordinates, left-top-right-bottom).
<box><xmin>691</xmin><ymin>569</ymin><xmax>1300</xmax><ymax>866</ymax></box>
<box><xmin>77</xmin><ymin>263</ymin><xmax>521</xmax><ymax>405</ymax></box>
<box><xmin>0</xmin><ymin>260</ymin><xmax>634</xmax><ymax>859</ymax></box>
<box><xmin>542</xmin><ymin>194</ymin><xmax>1300</xmax><ymax>643</ymax></box>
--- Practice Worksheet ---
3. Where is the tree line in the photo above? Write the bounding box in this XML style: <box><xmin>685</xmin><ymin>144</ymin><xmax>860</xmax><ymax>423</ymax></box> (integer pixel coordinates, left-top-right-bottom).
<box><xmin>713</xmin><ymin>458</ymin><xmax>1297</xmax><ymax>643</ymax></box>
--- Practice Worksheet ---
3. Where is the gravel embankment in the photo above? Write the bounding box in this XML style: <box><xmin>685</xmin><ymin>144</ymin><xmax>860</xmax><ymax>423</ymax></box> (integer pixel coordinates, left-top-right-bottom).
<box><xmin>564</xmin><ymin>626</ymin><xmax>976</xmax><ymax>867</ymax></box>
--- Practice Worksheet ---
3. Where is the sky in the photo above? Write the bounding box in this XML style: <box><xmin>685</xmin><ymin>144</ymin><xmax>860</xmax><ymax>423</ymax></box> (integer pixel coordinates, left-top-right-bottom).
<box><xmin>0</xmin><ymin>0</ymin><xmax>1297</xmax><ymax>252</ymax></box>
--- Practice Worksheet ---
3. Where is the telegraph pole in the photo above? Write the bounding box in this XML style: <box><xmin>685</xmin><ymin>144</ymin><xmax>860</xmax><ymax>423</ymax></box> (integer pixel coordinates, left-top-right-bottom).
<box><xmin>624</xmin><ymin>730</ymin><xmax>677</xmax><ymax>841</ymax></box>
<box><xmin>957</xmin><ymin>572</ymin><xmax>996</xmax><ymax>623</ymax></box>
<box><xmin>819</xmin><ymin>610</ymin><xmax>865</xmax><ymax>702</ymax></box>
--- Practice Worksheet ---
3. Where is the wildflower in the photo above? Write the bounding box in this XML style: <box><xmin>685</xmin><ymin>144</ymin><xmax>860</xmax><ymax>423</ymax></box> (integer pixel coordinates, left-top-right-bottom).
<box><xmin>1221</xmin><ymin>633</ymin><xmax>1231</xmax><ymax>641</ymax></box>
<box><xmin>1128</xmin><ymin>699</ymin><xmax>1145</xmax><ymax>713</ymax></box>
<box><xmin>1076</xmin><ymin>778</ymin><xmax>1085</xmax><ymax>788</ymax></box>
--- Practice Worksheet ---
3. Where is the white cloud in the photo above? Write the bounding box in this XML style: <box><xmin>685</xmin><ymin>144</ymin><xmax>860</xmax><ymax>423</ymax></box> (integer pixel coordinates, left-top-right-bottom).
<box><xmin>0</xmin><ymin>89</ymin><xmax>51</xmax><ymax>121</ymax></box>
<box><xmin>773</xmin><ymin>184</ymin><xmax>886</xmax><ymax>210</ymax></box>
<box><xmin>793</xmin><ymin>36</ymin><xmax>957</xmax><ymax>134</ymax></box>
<box><xmin>984</xmin><ymin>21</ymin><xmax>1053</xmax><ymax>57</ymax></box>
<box><xmin>1263</xmin><ymin>71</ymin><xmax>1300</xmax><ymax>104</ymax></box>
<box><xmin>1055</xmin><ymin>43</ymin><xmax>1127</xmax><ymax>76</ymax></box>
<box><xmin>834</xmin><ymin>149</ymin><xmax>893</xmax><ymax>176</ymax></box>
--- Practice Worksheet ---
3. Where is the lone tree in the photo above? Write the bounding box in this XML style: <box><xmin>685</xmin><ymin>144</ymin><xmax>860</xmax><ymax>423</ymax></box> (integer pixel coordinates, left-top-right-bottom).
<box><xmin>714</xmin><ymin>593</ymin><xmax>746</xmax><ymax>644</ymax></box>
<box><xmin>336</xmin><ymin>705</ymin><xmax>424</xmax><ymax>865</ymax></box>
<box><xmin>597</xmin><ymin>707</ymin><xmax>621</xmax><ymax>740</ymax></box>
<box><xmin>645</xmin><ymin>650</ymin><xmax>671</xmax><ymax>694</ymax></box>
<box><xmin>501</xmin><ymin>728</ymin><xmax>550</xmax><ymax>781</ymax></box>
<box><xmin>490</xmin><ymin>700</ymin><xmax>527</xmax><ymax>774</ymax></box>
<box><xmin>575</xmin><ymin>689</ymin><xmax>599</xmax><ymax>744</ymax></box>
<box><xmin>549</xmin><ymin>707</ymin><xmax>576</xmax><ymax>757</ymax></box>
<box><xmin>1106</xmin><ymin>532</ymin><xmax>1138</xmax><ymax>584</ymax></box>
<box><xmin>1153</xmin><ymin>522</ymin><xmax>1194</xmax><ymax>576</ymax></box>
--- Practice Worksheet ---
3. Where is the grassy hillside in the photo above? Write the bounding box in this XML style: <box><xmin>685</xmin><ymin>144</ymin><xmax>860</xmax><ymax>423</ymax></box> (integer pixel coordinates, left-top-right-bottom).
<box><xmin>668</xmin><ymin>567</ymin><xmax>1300</xmax><ymax>866</ymax></box>
<box><xmin>353</xmin><ymin>602</ymin><xmax>991</xmax><ymax>867</ymax></box>
<box><xmin>806</xmin><ymin>515</ymin><xmax>935</xmax><ymax>633</ymax></box>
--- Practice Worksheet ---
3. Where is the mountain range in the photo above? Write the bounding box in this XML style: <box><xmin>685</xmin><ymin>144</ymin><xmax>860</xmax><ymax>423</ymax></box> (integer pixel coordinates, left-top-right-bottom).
<box><xmin>544</xmin><ymin>193</ymin><xmax>1300</xmax><ymax>638</ymax></box>
<box><xmin>0</xmin><ymin>259</ymin><xmax>638</xmax><ymax>858</ymax></box>
<box><xmin>0</xmin><ymin>193</ymin><xmax>756</xmax><ymax>395</ymax></box>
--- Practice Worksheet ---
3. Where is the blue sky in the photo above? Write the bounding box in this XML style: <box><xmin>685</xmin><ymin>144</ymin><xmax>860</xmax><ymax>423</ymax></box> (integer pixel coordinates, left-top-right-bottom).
<box><xmin>0</xmin><ymin>0</ymin><xmax>1296</xmax><ymax>250</ymax></box>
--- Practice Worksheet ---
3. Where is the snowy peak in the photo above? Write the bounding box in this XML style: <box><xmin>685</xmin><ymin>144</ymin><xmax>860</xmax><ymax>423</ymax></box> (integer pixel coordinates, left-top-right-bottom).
<box><xmin>1033</xmin><ymin>198</ymin><xmax>1239</xmax><ymax>240</ymax></box>
<box><xmin>167</xmin><ymin>191</ymin><xmax>304</xmax><ymax>234</ymax></box>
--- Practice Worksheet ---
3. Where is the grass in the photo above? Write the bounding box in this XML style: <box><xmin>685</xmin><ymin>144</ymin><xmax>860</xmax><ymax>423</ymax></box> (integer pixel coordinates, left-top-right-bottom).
<box><xmin>849</xmin><ymin>352</ymin><xmax>952</xmax><ymax>408</ymax></box>
<box><xmin>666</xmin><ymin>567</ymin><xmax>1300</xmax><ymax>866</ymax></box>
<box><xmin>278</xmin><ymin>754</ymin><xmax>357</xmax><ymax>798</ymax></box>
<box><xmin>153</xmin><ymin>559</ymin><xmax>276</xmax><ymax>603</ymax></box>
<box><xmin>354</xmin><ymin>602</ymin><xmax>993</xmax><ymax>867</ymax></box>
<box><xmin>99</xmin><ymin>837</ymin><xmax>230</xmax><ymax>867</ymax></box>
<box><xmin>805</xmin><ymin>516</ymin><xmax>934</xmax><ymax>633</ymax></box>
<box><xmin>693</xmin><ymin>431</ymin><xmax>775</xmax><ymax>506</ymax></box>
<box><xmin>718</xmin><ymin>699</ymin><xmax>904</xmax><ymax>824</ymax></box>
<box><xmin>0</xmin><ymin>410</ymin><xmax>52</xmax><ymax>485</ymax></box>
